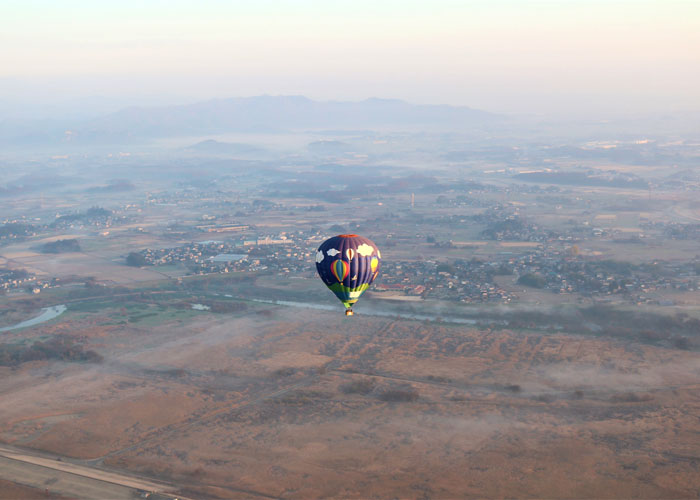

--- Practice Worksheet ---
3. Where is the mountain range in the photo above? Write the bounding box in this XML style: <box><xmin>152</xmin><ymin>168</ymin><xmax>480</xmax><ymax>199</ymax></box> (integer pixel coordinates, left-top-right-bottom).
<box><xmin>1</xmin><ymin>95</ymin><xmax>499</xmax><ymax>146</ymax></box>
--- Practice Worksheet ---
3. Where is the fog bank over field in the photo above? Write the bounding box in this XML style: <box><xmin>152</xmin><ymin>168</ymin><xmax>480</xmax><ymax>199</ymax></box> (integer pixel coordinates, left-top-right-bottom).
<box><xmin>540</xmin><ymin>358</ymin><xmax>700</xmax><ymax>391</ymax></box>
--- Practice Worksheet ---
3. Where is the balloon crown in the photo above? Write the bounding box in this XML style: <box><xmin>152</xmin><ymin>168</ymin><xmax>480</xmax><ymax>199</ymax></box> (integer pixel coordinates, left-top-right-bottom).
<box><xmin>337</xmin><ymin>234</ymin><xmax>359</xmax><ymax>238</ymax></box>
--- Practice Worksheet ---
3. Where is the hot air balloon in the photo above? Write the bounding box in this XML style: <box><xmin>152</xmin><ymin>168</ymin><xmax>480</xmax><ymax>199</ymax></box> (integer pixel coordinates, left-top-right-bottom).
<box><xmin>315</xmin><ymin>234</ymin><xmax>381</xmax><ymax>316</ymax></box>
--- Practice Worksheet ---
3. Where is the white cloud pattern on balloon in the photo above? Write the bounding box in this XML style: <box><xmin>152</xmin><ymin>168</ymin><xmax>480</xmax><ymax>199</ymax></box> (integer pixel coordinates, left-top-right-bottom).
<box><xmin>315</xmin><ymin>250</ymin><xmax>325</xmax><ymax>263</ymax></box>
<box><xmin>326</xmin><ymin>248</ymin><xmax>340</xmax><ymax>257</ymax></box>
<box><xmin>356</xmin><ymin>243</ymin><xmax>374</xmax><ymax>257</ymax></box>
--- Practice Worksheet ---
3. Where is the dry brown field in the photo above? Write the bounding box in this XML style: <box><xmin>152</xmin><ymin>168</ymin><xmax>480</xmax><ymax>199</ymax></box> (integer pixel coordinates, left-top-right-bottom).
<box><xmin>0</xmin><ymin>233</ymin><xmax>177</xmax><ymax>284</ymax></box>
<box><xmin>0</xmin><ymin>478</ymin><xmax>71</xmax><ymax>499</ymax></box>
<box><xmin>0</xmin><ymin>304</ymin><xmax>698</xmax><ymax>499</ymax></box>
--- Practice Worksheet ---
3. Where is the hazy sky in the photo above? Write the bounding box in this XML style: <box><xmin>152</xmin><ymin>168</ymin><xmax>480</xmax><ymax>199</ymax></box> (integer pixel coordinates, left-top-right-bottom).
<box><xmin>2</xmin><ymin>0</ymin><xmax>699</xmax><ymax>116</ymax></box>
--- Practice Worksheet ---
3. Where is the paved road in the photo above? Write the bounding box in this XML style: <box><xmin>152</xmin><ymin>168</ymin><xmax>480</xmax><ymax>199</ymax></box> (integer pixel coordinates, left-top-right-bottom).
<box><xmin>0</xmin><ymin>445</ymin><xmax>187</xmax><ymax>500</ymax></box>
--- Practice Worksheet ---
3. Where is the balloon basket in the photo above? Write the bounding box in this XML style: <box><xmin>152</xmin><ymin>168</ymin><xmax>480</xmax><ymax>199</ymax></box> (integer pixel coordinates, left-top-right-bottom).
<box><xmin>345</xmin><ymin>309</ymin><xmax>354</xmax><ymax>316</ymax></box>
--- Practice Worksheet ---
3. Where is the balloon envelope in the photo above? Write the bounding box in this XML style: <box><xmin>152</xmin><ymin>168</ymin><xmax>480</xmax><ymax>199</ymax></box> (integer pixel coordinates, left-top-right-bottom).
<box><xmin>315</xmin><ymin>234</ymin><xmax>381</xmax><ymax>311</ymax></box>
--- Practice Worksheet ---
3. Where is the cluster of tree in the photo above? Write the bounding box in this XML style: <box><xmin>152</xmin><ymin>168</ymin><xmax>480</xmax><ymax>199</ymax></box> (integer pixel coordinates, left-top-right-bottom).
<box><xmin>251</xmin><ymin>199</ymin><xmax>278</xmax><ymax>210</ymax></box>
<box><xmin>0</xmin><ymin>222</ymin><xmax>35</xmax><ymax>239</ymax></box>
<box><xmin>273</xmin><ymin>367</ymin><xmax>298</xmax><ymax>377</ymax></box>
<box><xmin>517</xmin><ymin>273</ymin><xmax>547</xmax><ymax>288</ymax></box>
<box><xmin>85</xmin><ymin>206</ymin><xmax>112</xmax><ymax>217</ymax></box>
<box><xmin>126</xmin><ymin>252</ymin><xmax>148</xmax><ymax>267</ymax></box>
<box><xmin>479</xmin><ymin>214</ymin><xmax>557</xmax><ymax>242</ymax></box>
<box><xmin>610</xmin><ymin>392</ymin><xmax>654</xmax><ymax>403</ymax></box>
<box><xmin>40</xmin><ymin>238</ymin><xmax>81</xmax><ymax>253</ymax></box>
<box><xmin>436</xmin><ymin>263</ymin><xmax>455</xmax><ymax>274</ymax></box>
<box><xmin>482</xmin><ymin>216</ymin><xmax>526</xmax><ymax>234</ymax></box>
<box><xmin>500</xmin><ymin>305</ymin><xmax>698</xmax><ymax>350</ymax></box>
<box><xmin>339</xmin><ymin>378</ymin><xmax>376</xmax><ymax>395</ymax></box>
<box><xmin>581</xmin><ymin>306</ymin><xmax>699</xmax><ymax>346</ymax></box>
<box><xmin>0</xmin><ymin>337</ymin><xmax>103</xmax><ymax>367</ymax></box>
<box><xmin>50</xmin><ymin>206</ymin><xmax>113</xmax><ymax>228</ymax></box>
<box><xmin>588</xmin><ymin>259</ymin><xmax>636</xmax><ymax>276</ymax></box>
<box><xmin>276</xmin><ymin>389</ymin><xmax>334</xmax><ymax>406</ymax></box>
<box><xmin>379</xmin><ymin>385</ymin><xmax>420</xmax><ymax>402</ymax></box>
<box><xmin>663</xmin><ymin>223</ymin><xmax>700</xmax><ymax>241</ymax></box>
<box><xmin>0</xmin><ymin>267</ymin><xmax>29</xmax><ymax>280</ymax></box>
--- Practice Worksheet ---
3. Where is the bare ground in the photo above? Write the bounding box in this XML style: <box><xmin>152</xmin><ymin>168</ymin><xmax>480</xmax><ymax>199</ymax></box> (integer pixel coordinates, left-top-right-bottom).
<box><xmin>0</xmin><ymin>307</ymin><xmax>698</xmax><ymax>499</ymax></box>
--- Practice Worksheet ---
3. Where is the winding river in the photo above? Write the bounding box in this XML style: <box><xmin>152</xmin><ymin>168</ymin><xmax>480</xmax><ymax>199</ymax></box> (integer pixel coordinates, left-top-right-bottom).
<box><xmin>0</xmin><ymin>305</ymin><xmax>67</xmax><ymax>333</ymax></box>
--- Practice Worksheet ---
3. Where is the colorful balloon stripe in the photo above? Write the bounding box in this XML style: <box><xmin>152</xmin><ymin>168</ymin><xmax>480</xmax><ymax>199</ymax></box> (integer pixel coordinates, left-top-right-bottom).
<box><xmin>331</xmin><ymin>259</ymin><xmax>349</xmax><ymax>282</ymax></box>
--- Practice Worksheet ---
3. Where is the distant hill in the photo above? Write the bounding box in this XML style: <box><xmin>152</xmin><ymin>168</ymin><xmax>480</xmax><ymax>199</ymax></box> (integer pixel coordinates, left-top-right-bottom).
<box><xmin>0</xmin><ymin>95</ymin><xmax>501</xmax><ymax>146</ymax></box>
<box><xmin>514</xmin><ymin>171</ymin><xmax>649</xmax><ymax>189</ymax></box>
<box><xmin>183</xmin><ymin>140</ymin><xmax>265</xmax><ymax>156</ymax></box>
<box><xmin>71</xmin><ymin>96</ymin><xmax>499</xmax><ymax>142</ymax></box>
<box><xmin>307</xmin><ymin>140</ymin><xmax>352</xmax><ymax>154</ymax></box>
<box><xmin>86</xmin><ymin>180</ymin><xmax>135</xmax><ymax>193</ymax></box>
